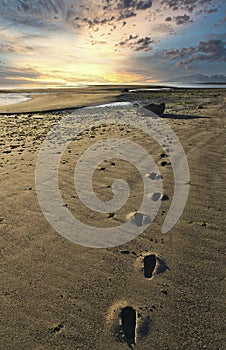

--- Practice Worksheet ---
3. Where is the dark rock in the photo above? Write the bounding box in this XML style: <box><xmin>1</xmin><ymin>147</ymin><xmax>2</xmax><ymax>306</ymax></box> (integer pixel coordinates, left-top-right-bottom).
<box><xmin>143</xmin><ymin>102</ymin><xmax>165</xmax><ymax>115</ymax></box>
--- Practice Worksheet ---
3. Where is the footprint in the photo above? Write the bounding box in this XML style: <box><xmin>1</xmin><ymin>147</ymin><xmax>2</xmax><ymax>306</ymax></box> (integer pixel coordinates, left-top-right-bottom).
<box><xmin>107</xmin><ymin>301</ymin><xmax>137</xmax><ymax>348</ymax></box>
<box><xmin>120</xmin><ymin>306</ymin><xmax>136</xmax><ymax>346</ymax></box>
<box><xmin>147</xmin><ymin>192</ymin><xmax>169</xmax><ymax>202</ymax></box>
<box><xmin>108</xmin><ymin>251</ymin><xmax>168</xmax><ymax>347</ymax></box>
<box><xmin>145</xmin><ymin>172</ymin><xmax>162</xmax><ymax>180</ymax></box>
<box><xmin>144</xmin><ymin>254</ymin><xmax>157</xmax><ymax>278</ymax></box>
<box><xmin>134</xmin><ymin>252</ymin><xmax>168</xmax><ymax>279</ymax></box>
<box><xmin>159</xmin><ymin>153</ymin><xmax>168</xmax><ymax>158</ymax></box>
<box><xmin>150</xmin><ymin>192</ymin><xmax>162</xmax><ymax>201</ymax></box>
<box><xmin>160</xmin><ymin>160</ymin><xmax>170</xmax><ymax>167</ymax></box>
<box><xmin>126</xmin><ymin>211</ymin><xmax>152</xmax><ymax>227</ymax></box>
<box><xmin>113</xmin><ymin>305</ymin><xmax>153</xmax><ymax>346</ymax></box>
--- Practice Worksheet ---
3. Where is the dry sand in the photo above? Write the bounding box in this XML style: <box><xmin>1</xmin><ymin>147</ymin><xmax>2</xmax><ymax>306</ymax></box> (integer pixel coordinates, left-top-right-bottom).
<box><xmin>1</xmin><ymin>88</ymin><xmax>226</xmax><ymax>349</ymax></box>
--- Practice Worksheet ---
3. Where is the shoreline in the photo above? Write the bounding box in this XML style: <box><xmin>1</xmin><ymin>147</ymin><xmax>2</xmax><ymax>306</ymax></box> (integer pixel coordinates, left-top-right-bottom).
<box><xmin>0</xmin><ymin>86</ymin><xmax>225</xmax><ymax>115</ymax></box>
<box><xmin>0</xmin><ymin>88</ymin><xmax>122</xmax><ymax>114</ymax></box>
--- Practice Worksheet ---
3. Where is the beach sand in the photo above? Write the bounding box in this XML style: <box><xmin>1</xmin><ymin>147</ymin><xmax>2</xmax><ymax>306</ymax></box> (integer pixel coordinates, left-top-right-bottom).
<box><xmin>0</xmin><ymin>87</ymin><xmax>122</xmax><ymax>114</ymax></box>
<box><xmin>1</xmin><ymin>88</ymin><xmax>225</xmax><ymax>349</ymax></box>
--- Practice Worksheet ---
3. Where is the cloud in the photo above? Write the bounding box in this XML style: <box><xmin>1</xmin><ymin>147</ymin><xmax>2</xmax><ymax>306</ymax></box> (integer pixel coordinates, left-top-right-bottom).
<box><xmin>160</xmin><ymin>0</ymin><xmax>218</xmax><ymax>13</ymax></box>
<box><xmin>174</xmin><ymin>14</ymin><xmax>193</xmax><ymax>25</ymax></box>
<box><xmin>0</xmin><ymin>66</ymin><xmax>40</xmax><ymax>84</ymax></box>
<box><xmin>164</xmin><ymin>47</ymin><xmax>196</xmax><ymax>59</ymax></box>
<box><xmin>117</xmin><ymin>0</ymin><xmax>152</xmax><ymax>10</ymax></box>
<box><xmin>153</xmin><ymin>23</ymin><xmax>174</xmax><ymax>34</ymax></box>
<box><xmin>136</xmin><ymin>1</ymin><xmax>153</xmax><ymax>10</ymax></box>
<box><xmin>115</xmin><ymin>0</ymin><xmax>153</xmax><ymax>21</ymax></box>
<box><xmin>214</xmin><ymin>15</ymin><xmax>226</xmax><ymax>28</ymax></box>
<box><xmin>0</xmin><ymin>0</ymin><xmax>151</xmax><ymax>33</ymax></box>
<box><xmin>133</xmin><ymin>36</ymin><xmax>153</xmax><ymax>51</ymax></box>
<box><xmin>118</xmin><ymin>10</ymin><xmax>137</xmax><ymax>20</ymax></box>
<box><xmin>0</xmin><ymin>42</ymin><xmax>34</xmax><ymax>54</ymax></box>
<box><xmin>205</xmin><ymin>8</ymin><xmax>218</xmax><ymax>14</ymax></box>
<box><xmin>164</xmin><ymin>39</ymin><xmax>226</xmax><ymax>68</ymax></box>
<box><xmin>115</xmin><ymin>35</ymin><xmax>153</xmax><ymax>51</ymax></box>
<box><xmin>197</xmin><ymin>39</ymin><xmax>226</xmax><ymax>60</ymax></box>
<box><xmin>1</xmin><ymin>0</ymin><xmax>64</xmax><ymax>17</ymax></box>
<box><xmin>0</xmin><ymin>0</ymin><xmax>64</xmax><ymax>29</ymax></box>
<box><xmin>90</xmin><ymin>39</ymin><xmax>107</xmax><ymax>46</ymax></box>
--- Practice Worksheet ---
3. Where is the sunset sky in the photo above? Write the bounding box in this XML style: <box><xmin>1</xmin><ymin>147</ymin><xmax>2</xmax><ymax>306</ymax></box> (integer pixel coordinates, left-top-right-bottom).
<box><xmin>0</xmin><ymin>0</ymin><xmax>225</xmax><ymax>87</ymax></box>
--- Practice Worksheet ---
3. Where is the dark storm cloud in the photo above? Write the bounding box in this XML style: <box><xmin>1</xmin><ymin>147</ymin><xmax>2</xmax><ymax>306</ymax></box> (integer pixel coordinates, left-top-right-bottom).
<box><xmin>164</xmin><ymin>39</ymin><xmax>226</xmax><ymax>67</ymax></box>
<box><xmin>116</xmin><ymin>35</ymin><xmax>153</xmax><ymax>51</ymax></box>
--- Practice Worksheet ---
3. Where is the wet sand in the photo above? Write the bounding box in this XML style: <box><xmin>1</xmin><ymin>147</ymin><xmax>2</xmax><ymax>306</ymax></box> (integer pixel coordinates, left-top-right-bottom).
<box><xmin>1</xmin><ymin>88</ymin><xmax>226</xmax><ymax>349</ymax></box>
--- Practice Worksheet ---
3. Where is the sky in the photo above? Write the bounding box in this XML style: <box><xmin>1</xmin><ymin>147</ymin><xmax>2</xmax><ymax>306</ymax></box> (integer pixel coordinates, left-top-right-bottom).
<box><xmin>0</xmin><ymin>0</ymin><xmax>226</xmax><ymax>88</ymax></box>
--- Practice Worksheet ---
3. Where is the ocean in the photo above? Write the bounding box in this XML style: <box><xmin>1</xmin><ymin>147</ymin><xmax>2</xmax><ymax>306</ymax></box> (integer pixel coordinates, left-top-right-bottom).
<box><xmin>0</xmin><ymin>92</ymin><xmax>32</xmax><ymax>106</ymax></box>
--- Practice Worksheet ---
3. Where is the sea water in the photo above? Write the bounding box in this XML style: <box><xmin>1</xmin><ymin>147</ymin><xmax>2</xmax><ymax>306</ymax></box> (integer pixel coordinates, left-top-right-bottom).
<box><xmin>0</xmin><ymin>93</ymin><xmax>32</xmax><ymax>106</ymax></box>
